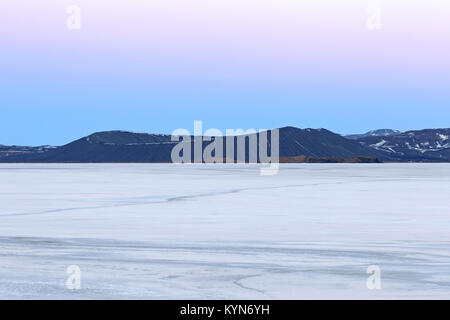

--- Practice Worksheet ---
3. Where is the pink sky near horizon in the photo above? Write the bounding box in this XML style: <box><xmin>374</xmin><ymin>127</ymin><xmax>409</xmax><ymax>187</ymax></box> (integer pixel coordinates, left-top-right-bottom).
<box><xmin>2</xmin><ymin>0</ymin><xmax>449</xmax><ymax>76</ymax></box>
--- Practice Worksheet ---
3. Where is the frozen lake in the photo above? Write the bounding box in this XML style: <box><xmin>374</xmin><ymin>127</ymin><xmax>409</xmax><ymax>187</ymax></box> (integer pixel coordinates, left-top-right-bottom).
<box><xmin>0</xmin><ymin>163</ymin><xmax>449</xmax><ymax>299</ymax></box>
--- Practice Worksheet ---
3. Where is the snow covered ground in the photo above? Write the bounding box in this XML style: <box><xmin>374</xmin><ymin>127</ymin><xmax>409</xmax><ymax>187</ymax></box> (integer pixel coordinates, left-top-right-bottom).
<box><xmin>0</xmin><ymin>163</ymin><xmax>449</xmax><ymax>299</ymax></box>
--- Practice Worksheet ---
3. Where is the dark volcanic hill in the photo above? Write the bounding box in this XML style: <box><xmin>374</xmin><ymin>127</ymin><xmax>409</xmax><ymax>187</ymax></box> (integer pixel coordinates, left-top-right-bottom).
<box><xmin>276</xmin><ymin>127</ymin><xmax>390</xmax><ymax>159</ymax></box>
<box><xmin>24</xmin><ymin>131</ymin><xmax>177</xmax><ymax>163</ymax></box>
<box><xmin>0</xmin><ymin>127</ymin><xmax>391</xmax><ymax>163</ymax></box>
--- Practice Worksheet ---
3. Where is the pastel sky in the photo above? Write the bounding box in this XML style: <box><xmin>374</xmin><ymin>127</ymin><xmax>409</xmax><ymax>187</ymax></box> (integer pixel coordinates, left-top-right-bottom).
<box><xmin>1</xmin><ymin>0</ymin><xmax>449</xmax><ymax>145</ymax></box>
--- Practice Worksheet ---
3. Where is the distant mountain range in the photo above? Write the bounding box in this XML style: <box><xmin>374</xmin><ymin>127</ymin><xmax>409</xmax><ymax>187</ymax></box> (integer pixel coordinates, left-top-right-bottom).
<box><xmin>355</xmin><ymin>128</ymin><xmax>450</xmax><ymax>162</ymax></box>
<box><xmin>345</xmin><ymin>129</ymin><xmax>402</xmax><ymax>140</ymax></box>
<box><xmin>1</xmin><ymin>127</ymin><xmax>449</xmax><ymax>163</ymax></box>
<box><xmin>0</xmin><ymin>145</ymin><xmax>56</xmax><ymax>159</ymax></box>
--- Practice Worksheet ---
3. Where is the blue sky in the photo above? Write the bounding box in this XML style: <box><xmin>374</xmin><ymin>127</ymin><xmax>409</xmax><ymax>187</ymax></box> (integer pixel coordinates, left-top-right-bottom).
<box><xmin>1</xmin><ymin>0</ymin><xmax>449</xmax><ymax>146</ymax></box>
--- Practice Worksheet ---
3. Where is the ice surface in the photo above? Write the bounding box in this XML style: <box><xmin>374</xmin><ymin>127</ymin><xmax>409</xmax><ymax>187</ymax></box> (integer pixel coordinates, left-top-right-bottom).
<box><xmin>0</xmin><ymin>163</ymin><xmax>449</xmax><ymax>299</ymax></box>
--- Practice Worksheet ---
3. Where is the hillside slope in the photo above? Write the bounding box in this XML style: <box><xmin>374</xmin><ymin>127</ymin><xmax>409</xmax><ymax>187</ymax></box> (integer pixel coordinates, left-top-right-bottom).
<box><xmin>0</xmin><ymin>127</ymin><xmax>390</xmax><ymax>163</ymax></box>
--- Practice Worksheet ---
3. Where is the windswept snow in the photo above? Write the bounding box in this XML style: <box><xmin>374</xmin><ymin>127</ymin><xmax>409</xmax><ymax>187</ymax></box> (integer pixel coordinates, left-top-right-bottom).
<box><xmin>372</xmin><ymin>140</ymin><xmax>387</xmax><ymax>148</ymax></box>
<box><xmin>0</xmin><ymin>164</ymin><xmax>450</xmax><ymax>299</ymax></box>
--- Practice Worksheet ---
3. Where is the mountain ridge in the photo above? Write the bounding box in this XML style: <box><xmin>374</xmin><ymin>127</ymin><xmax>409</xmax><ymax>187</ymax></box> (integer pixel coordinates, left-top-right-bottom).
<box><xmin>345</xmin><ymin>129</ymin><xmax>402</xmax><ymax>140</ymax></box>
<box><xmin>1</xmin><ymin>127</ymin><xmax>449</xmax><ymax>163</ymax></box>
<box><xmin>354</xmin><ymin>128</ymin><xmax>450</xmax><ymax>162</ymax></box>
